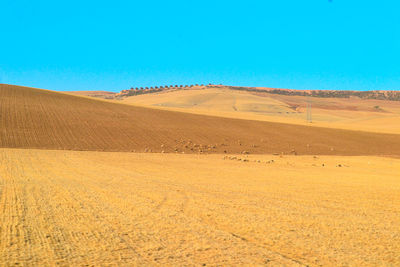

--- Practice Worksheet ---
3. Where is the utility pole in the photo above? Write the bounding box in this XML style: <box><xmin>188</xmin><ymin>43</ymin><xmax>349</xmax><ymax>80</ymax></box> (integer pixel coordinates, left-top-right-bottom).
<box><xmin>306</xmin><ymin>97</ymin><xmax>312</xmax><ymax>123</ymax></box>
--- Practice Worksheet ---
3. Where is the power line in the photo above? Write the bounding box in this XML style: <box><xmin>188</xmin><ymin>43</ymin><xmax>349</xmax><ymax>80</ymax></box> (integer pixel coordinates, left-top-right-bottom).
<box><xmin>306</xmin><ymin>97</ymin><xmax>312</xmax><ymax>123</ymax></box>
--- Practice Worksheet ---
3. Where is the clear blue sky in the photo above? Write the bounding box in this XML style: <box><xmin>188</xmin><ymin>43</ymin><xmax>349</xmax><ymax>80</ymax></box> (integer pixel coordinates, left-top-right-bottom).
<box><xmin>1</xmin><ymin>0</ymin><xmax>399</xmax><ymax>92</ymax></box>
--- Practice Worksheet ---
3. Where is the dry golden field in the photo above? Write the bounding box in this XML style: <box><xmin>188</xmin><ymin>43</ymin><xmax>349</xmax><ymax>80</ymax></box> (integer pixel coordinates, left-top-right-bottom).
<box><xmin>121</xmin><ymin>87</ymin><xmax>400</xmax><ymax>134</ymax></box>
<box><xmin>1</xmin><ymin>84</ymin><xmax>400</xmax><ymax>266</ymax></box>
<box><xmin>0</xmin><ymin>148</ymin><xmax>399</xmax><ymax>266</ymax></box>
<box><xmin>65</xmin><ymin>90</ymin><xmax>116</xmax><ymax>99</ymax></box>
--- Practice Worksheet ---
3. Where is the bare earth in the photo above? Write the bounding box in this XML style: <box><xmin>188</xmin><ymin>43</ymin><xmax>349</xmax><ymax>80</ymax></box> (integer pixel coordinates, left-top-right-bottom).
<box><xmin>2</xmin><ymin>84</ymin><xmax>400</xmax><ymax>156</ymax></box>
<box><xmin>1</xmin><ymin>84</ymin><xmax>400</xmax><ymax>266</ymax></box>
<box><xmin>1</xmin><ymin>148</ymin><xmax>399</xmax><ymax>266</ymax></box>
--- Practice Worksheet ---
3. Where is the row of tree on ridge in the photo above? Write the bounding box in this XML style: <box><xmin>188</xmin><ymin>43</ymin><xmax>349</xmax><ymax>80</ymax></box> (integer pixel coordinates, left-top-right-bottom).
<box><xmin>116</xmin><ymin>84</ymin><xmax>212</xmax><ymax>97</ymax></box>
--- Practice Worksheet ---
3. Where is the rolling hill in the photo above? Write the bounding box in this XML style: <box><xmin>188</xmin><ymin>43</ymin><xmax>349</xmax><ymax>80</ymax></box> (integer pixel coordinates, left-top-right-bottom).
<box><xmin>66</xmin><ymin>90</ymin><xmax>116</xmax><ymax>99</ymax></box>
<box><xmin>120</xmin><ymin>86</ymin><xmax>400</xmax><ymax>134</ymax></box>
<box><xmin>2</xmin><ymin>83</ymin><xmax>400</xmax><ymax>156</ymax></box>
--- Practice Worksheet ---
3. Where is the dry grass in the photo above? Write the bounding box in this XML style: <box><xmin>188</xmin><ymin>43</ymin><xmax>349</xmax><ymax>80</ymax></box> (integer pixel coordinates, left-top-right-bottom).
<box><xmin>1</xmin><ymin>84</ymin><xmax>400</xmax><ymax>266</ymax></box>
<box><xmin>2</xmin><ymin>84</ymin><xmax>400</xmax><ymax>156</ymax></box>
<box><xmin>65</xmin><ymin>90</ymin><xmax>116</xmax><ymax>99</ymax></box>
<box><xmin>0</xmin><ymin>148</ymin><xmax>399</xmax><ymax>266</ymax></box>
<box><xmin>121</xmin><ymin>87</ymin><xmax>400</xmax><ymax>134</ymax></box>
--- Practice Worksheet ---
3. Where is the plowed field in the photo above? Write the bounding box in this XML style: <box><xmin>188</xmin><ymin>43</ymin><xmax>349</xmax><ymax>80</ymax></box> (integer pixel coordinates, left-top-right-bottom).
<box><xmin>1</xmin><ymin>84</ymin><xmax>400</xmax><ymax>156</ymax></box>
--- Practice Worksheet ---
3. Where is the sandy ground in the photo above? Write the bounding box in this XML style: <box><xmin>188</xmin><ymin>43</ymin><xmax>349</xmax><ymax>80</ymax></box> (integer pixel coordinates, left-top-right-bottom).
<box><xmin>1</xmin><ymin>148</ymin><xmax>399</xmax><ymax>266</ymax></box>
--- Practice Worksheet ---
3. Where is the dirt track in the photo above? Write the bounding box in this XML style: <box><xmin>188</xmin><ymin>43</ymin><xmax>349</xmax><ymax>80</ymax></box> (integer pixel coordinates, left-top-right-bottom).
<box><xmin>2</xmin><ymin>83</ymin><xmax>400</xmax><ymax>155</ymax></box>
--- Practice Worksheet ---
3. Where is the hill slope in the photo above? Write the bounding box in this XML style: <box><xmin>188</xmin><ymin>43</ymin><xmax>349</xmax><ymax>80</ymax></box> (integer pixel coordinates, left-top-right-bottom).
<box><xmin>120</xmin><ymin>87</ymin><xmax>400</xmax><ymax>134</ymax></box>
<box><xmin>66</xmin><ymin>90</ymin><xmax>116</xmax><ymax>99</ymax></box>
<box><xmin>1</xmin><ymin>83</ymin><xmax>400</xmax><ymax>155</ymax></box>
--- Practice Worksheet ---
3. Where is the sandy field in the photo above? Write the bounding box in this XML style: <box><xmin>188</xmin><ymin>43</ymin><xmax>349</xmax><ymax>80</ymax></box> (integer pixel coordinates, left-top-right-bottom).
<box><xmin>1</xmin><ymin>148</ymin><xmax>399</xmax><ymax>266</ymax></box>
